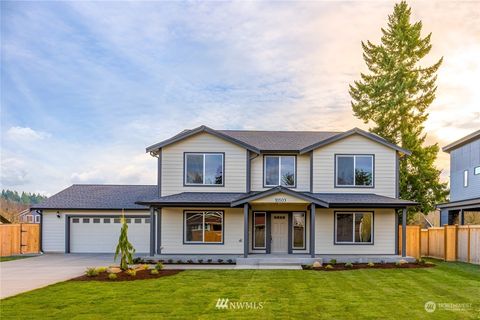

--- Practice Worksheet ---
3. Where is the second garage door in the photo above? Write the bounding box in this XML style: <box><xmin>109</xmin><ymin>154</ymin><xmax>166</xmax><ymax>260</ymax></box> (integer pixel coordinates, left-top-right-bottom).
<box><xmin>70</xmin><ymin>216</ymin><xmax>150</xmax><ymax>253</ymax></box>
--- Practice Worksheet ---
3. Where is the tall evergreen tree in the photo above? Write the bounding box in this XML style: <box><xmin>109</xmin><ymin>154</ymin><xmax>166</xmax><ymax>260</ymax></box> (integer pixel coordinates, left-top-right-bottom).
<box><xmin>349</xmin><ymin>1</ymin><xmax>448</xmax><ymax>216</ymax></box>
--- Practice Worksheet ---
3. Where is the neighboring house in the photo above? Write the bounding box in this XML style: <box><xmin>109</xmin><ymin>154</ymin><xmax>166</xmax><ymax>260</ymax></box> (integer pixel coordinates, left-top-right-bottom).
<box><xmin>0</xmin><ymin>214</ymin><xmax>11</xmax><ymax>224</ymax></box>
<box><xmin>31</xmin><ymin>125</ymin><xmax>417</xmax><ymax>258</ymax></box>
<box><xmin>438</xmin><ymin>130</ymin><xmax>480</xmax><ymax>225</ymax></box>
<box><xmin>19</xmin><ymin>208</ymin><xmax>41</xmax><ymax>224</ymax></box>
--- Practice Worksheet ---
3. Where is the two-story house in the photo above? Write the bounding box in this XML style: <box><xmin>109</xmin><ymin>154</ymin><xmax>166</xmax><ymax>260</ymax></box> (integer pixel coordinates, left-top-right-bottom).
<box><xmin>32</xmin><ymin>125</ymin><xmax>417</xmax><ymax>259</ymax></box>
<box><xmin>438</xmin><ymin>130</ymin><xmax>480</xmax><ymax>225</ymax></box>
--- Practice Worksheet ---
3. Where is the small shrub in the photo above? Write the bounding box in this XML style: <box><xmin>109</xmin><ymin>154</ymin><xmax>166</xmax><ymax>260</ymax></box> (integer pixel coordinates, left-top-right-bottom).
<box><xmin>132</xmin><ymin>257</ymin><xmax>142</xmax><ymax>264</ymax></box>
<box><xmin>108</xmin><ymin>273</ymin><xmax>117</xmax><ymax>280</ymax></box>
<box><xmin>85</xmin><ymin>267</ymin><xmax>99</xmax><ymax>277</ymax></box>
<box><xmin>324</xmin><ymin>264</ymin><xmax>334</xmax><ymax>269</ymax></box>
<box><xmin>158</xmin><ymin>259</ymin><xmax>164</xmax><ymax>264</ymax></box>
<box><xmin>217</xmin><ymin>259</ymin><xmax>224</xmax><ymax>264</ymax></box>
<box><xmin>303</xmin><ymin>264</ymin><xmax>313</xmax><ymax>270</ymax></box>
<box><xmin>417</xmin><ymin>258</ymin><xmax>426</xmax><ymax>264</ymax></box>
<box><xmin>168</xmin><ymin>259</ymin><xmax>173</xmax><ymax>264</ymax></box>
<box><xmin>150</xmin><ymin>269</ymin><xmax>159</xmax><ymax>275</ymax></box>
<box><xmin>345</xmin><ymin>262</ymin><xmax>353</xmax><ymax>268</ymax></box>
<box><xmin>176</xmin><ymin>260</ymin><xmax>183</xmax><ymax>264</ymax></box>
<box><xmin>187</xmin><ymin>259</ymin><xmax>194</xmax><ymax>264</ymax></box>
<box><xmin>198</xmin><ymin>259</ymin><xmax>204</xmax><ymax>264</ymax></box>
<box><xmin>126</xmin><ymin>269</ymin><xmax>137</xmax><ymax>277</ymax></box>
<box><xmin>227</xmin><ymin>259</ymin><xmax>234</xmax><ymax>264</ymax></box>
<box><xmin>155</xmin><ymin>262</ymin><xmax>164</xmax><ymax>271</ymax></box>
<box><xmin>207</xmin><ymin>259</ymin><xmax>213</xmax><ymax>263</ymax></box>
<box><xmin>367</xmin><ymin>262</ymin><xmax>375</xmax><ymax>267</ymax></box>
<box><xmin>329</xmin><ymin>259</ymin><xmax>337</xmax><ymax>265</ymax></box>
<box><xmin>96</xmin><ymin>266</ymin><xmax>108</xmax><ymax>273</ymax></box>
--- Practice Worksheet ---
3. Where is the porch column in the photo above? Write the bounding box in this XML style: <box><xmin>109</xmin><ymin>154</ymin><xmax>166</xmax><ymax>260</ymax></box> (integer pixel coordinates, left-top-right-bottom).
<box><xmin>149</xmin><ymin>206</ymin><xmax>155</xmax><ymax>256</ymax></box>
<box><xmin>310</xmin><ymin>203</ymin><xmax>316</xmax><ymax>258</ymax></box>
<box><xmin>401</xmin><ymin>207</ymin><xmax>407</xmax><ymax>257</ymax></box>
<box><xmin>243</xmin><ymin>203</ymin><xmax>249</xmax><ymax>258</ymax></box>
<box><xmin>156</xmin><ymin>208</ymin><xmax>162</xmax><ymax>254</ymax></box>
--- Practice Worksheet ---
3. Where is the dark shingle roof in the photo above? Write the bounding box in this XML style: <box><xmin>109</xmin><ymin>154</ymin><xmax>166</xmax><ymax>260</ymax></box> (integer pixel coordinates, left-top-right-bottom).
<box><xmin>307</xmin><ymin>193</ymin><xmax>417</xmax><ymax>208</ymax></box>
<box><xmin>218</xmin><ymin>130</ymin><xmax>340</xmax><ymax>151</ymax></box>
<box><xmin>31</xmin><ymin>185</ymin><xmax>158</xmax><ymax>210</ymax></box>
<box><xmin>136</xmin><ymin>192</ymin><xmax>247</xmax><ymax>206</ymax></box>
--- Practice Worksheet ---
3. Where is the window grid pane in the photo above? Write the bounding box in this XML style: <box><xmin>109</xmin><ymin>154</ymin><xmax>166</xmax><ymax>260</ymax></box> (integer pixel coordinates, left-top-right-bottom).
<box><xmin>280</xmin><ymin>156</ymin><xmax>295</xmax><ymax>186</ymax></box>
<box><xmin>185</xmin><ymin>211</ymin><xmax>223</xmax><ymax>243</ymax></box>
<box><xmin>254</xmin><ymin>212</ymin><xmax>266</xmax><ymax>249</ymax></box>
<box><xmin>292</xmin><ymin>212</ymin><xmax>305</xmax><ymax>248</ymax></box>
<box><xmin>265</xmin><ymin>156</ymin><xmax>279</xmax><ymax>186</ymax></box>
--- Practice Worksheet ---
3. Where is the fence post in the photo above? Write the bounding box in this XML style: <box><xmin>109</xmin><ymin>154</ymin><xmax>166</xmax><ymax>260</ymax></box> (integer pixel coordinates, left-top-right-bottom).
<box><xmin>426</xmin><ymin>229</ymin><xmax>430</xmax><ymax>257</ymax></box>
<box><xmin>443</xmin><ymin>225</ymin><xmax>447</xmax><ymax>261</ymax></box>
<box><xmin>417</xmin><ymin>226</ymin><xmax>421</xmax><ymax>259</ymax></box>
<box><xmin>455</xmin><ymin>224</ymin><xmax>459</xmax><ymax>261</ymax></box>
<box><xmin>467</xmin><ymin>226</ymin><xmax>471</xmax><ymax>263</ymax></box>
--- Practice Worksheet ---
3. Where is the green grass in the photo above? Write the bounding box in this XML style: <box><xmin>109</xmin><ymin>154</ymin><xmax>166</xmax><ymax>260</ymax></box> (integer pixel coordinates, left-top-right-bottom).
<box><xmin>0</xmin><ymin>256</ymin><xmax>32</xmax><ymax>262</ymax></box>
<box><xmin>1</xmin><ymin>260</ymin><xmax>479</xmax><ymax>319</ymax></box>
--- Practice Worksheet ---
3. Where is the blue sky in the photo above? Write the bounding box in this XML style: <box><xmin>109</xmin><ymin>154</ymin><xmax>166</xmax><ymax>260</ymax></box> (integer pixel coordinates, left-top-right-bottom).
<box><xmin>1</xmin><ymin>1</ymin><xmax>479</xmax><ymax>195</ymax></box>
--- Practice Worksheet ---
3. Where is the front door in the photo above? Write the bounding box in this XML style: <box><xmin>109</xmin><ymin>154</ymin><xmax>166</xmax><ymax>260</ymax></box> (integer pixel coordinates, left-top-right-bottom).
<box><xmin>271</xmin><ymin>213</ymin><xmax>288</xmax><ymax>253</ymax></box>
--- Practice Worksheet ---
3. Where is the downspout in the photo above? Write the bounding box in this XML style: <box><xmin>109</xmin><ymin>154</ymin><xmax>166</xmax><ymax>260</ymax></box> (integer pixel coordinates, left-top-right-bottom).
<box><xmin>36</xmin><ymin>209</ymin><xmax>43</xmax><ymax>253</ymax></box>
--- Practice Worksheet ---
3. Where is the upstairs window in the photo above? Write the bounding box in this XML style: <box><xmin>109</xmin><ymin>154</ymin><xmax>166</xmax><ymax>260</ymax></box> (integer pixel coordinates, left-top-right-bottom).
<box><xmin>336</xmin><ymin>155</ymin><xmax>374</xmax><ymax>187</ymax></box>
<box><xmin>185</xmin><ymin>153</ymin><xmax>224</xmax><ymax>186</ymax></box>
<box><xmin>264</xmin><ymin>155</ymin><xmax>296</xmax><ymax>187</ymax></box>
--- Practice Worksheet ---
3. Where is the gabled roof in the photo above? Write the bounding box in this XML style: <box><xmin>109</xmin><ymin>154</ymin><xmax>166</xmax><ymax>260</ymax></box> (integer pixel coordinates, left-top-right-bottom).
<box><xmin>306</xmin><ymin>193</ymin><xmax>417</xmax><ymax>208</ymax></box>
<box><xmin>31</xmin><ymin>185</ymin><xmax>158</xmax><ymax>210</ymax></box>
<box><xmin>230</xmin><ymin>186</ymin><xmax>328</xmax><ymax>207</ymax></box>
<box><xmin>146</xmin><ymin>125</ymin><xmax>260</xmax><ymax>154</ymax></box>
<box><xmin>442</xmin><ymin>129</ymin><xmax>480</xmax><ymax>153</ymax></box>
<box><xmin>146</xmin><ymin>125</ymin><xmax>411</xmax><ymax>155</ymax></box>
<box><xmin>299</xmin><ymin>127</ymin><xmax>411</xmax><ymax>155</ymax></box>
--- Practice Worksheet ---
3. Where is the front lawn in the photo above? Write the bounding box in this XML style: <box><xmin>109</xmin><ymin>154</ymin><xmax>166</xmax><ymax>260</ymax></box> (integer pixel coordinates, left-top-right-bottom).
<box><xmin>1</xmin><ymin>260</ymin><xmax>479</xmax><ymax>319</ymax></box>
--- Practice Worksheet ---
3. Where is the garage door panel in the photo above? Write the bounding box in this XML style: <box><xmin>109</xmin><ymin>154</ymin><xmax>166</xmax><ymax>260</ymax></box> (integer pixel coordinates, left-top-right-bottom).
<box><xmin>70</xmin><ymin>217</ymin><xmax>149</xmax><ymax>253</ymax></box>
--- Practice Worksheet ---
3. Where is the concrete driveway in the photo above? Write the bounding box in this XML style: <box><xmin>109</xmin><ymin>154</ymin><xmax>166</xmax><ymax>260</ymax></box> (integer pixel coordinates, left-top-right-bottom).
<box><xmin>0</xmin><ymin>253</ymin><xmax>115</xmax><ymax>299</ymax></box>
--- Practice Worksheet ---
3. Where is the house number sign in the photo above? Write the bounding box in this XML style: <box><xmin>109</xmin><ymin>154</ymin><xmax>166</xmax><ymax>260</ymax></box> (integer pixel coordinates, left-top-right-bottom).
<box><xmin>274</xmin><ymin>197</ymin><xmax>287</xmax><ymax>203</ymax></box>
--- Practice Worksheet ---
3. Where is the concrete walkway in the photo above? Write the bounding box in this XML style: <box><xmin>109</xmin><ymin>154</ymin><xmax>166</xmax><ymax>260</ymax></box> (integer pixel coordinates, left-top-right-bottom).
<box><xmin>0</xmin><ymin>253</ymin><xmax>114</xmax><ymax>299</ymax></box>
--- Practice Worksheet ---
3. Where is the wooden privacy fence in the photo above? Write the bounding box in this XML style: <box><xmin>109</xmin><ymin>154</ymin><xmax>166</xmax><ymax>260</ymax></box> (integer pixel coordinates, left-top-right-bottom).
<box><xmin>399</xmin><ymin>225</ymin><xmax>480</xmax><ymax>264</ymax></box>
<box><xmin>0</xmin><ymin>224</ymin><xmax>40</xmax><ymax>257</ymax></box>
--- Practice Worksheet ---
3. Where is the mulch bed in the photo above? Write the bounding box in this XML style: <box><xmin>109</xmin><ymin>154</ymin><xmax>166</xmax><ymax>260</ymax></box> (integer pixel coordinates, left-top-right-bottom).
<box><xmin>303</xmin><ymin>263</ymin><xmax>436</xmax><ymax>271</ymax></box>
<box><xmin>71</xmin><ymin>269</ymin><xmax>183</xmax><ymax>282</ymax></box>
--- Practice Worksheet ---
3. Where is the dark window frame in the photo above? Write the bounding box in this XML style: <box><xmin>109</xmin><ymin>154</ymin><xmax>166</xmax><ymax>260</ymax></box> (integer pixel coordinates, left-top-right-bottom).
<box><xmin>334</xmin><ymin>154</ymin><xmax>375</xmax><ymax>188</ymax></box>
<box><xmin>253</xmin><ymin>212</ymin><xmax>267</xmax><ymax>249</ymax></box>
<box><xmin>183</xmin><ymin>210</ymin><xmax>225</xmax><ymax>245</ymax></box>
<box><xmin>334</xmin><ymin>211</ymin><xmax>374</xmax><ymax>245</ymax></box>
<box><xmin>263</xmin><ymin>154</ymin><xmax>297</xmax><ymax>188</ymax></box>
<box><xmin>291</xmin><ymin>212</ymin><xmax>306</xmax><ymax>250</ymax></box>
<box><xmin>183</xmin><ymin>152</ymin><xmax>225</xmax><ymax>187</ymax></box>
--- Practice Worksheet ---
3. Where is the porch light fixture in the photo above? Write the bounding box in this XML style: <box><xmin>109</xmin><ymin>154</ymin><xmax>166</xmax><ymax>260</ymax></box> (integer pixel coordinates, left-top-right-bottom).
<box><xmin>56</xmin><ymin>211</ymin><xmax>61</xmax><ymax>218</ymax></box>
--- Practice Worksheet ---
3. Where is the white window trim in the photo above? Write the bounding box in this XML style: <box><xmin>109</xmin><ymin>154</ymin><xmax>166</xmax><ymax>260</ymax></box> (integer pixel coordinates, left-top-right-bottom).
<box><xmin>334</xmin><ymin>212</ymin><xmax>373</xmax><ymax>244</ymax></box>
<box><xmin>35</xmin><ymin>215</ymin><xmax>40</xmax><ymax>223</ymax></box>
<box><xmin>253</xmin><ymin>212</ymin><xmax>267</xmax><ymax>249</ymax></box>
<box><xmin>335</xmin><ymin>154</ymin><xmax>374</xmax><ymax>188</ymax></box>
<box><xmin>464</xmin><ymin>170</ymin><xmax>469</xmax><ymax>187</ymax></box>
<box><xmin>184</xmin><ymin>153</ymin><xmax>224</xmax><ymax>186</ymax></box>
<box><xmin>475</xmin><ymin>166</ymin><xmax>480</xmax><ymax>175</ymax></box>
<box><xmin>184</xmin><ymin>211</ymin><xmax>224</xmax><ymax>244</ymax></box>
<box><xmin>291</xmin><ymin>212</ymin><xmax>306</xmax><ymax>250</ymax></box>
<box><xmin>264</xmin><ymin>155</ymin><xmax>296</xmax><ymax>187</ymax></box>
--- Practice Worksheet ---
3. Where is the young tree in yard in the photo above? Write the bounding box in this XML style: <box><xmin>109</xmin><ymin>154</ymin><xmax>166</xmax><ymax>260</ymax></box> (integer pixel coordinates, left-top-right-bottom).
<box><xmin>349</xmin><ymin>1</ymin><xmax>448</xmax><ymax>218</ymax></box>
<box><xmin>115</xmin><ymin>210</ymin><xmax>136</xmax><ymax>270</ymax></box>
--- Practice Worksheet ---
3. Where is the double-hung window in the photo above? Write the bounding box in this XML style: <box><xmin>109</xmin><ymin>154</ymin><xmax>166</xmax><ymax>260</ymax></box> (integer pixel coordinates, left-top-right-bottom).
<box><xmin>264</xmin><ymin>155</ymin><xmax>296</xmax><ymax>187</ymax></box>
<box><xmin>185</xmin><ymin>153</ymin><xmax>224</xmax><ymax>186</ymax></box>
<box><xmin>335</xmin><ymin>212</ymin><xmax>373</xmax><ymax>244</ymax></box>
<box><xmin>184</xmin><ymin>211</ymin><xmax>223</xmax><ymax>243</ymax></box>
<box><xmin>336</xmin><ymin>155</ymin><xmax>374</xmax><ymax>187</ymax></box>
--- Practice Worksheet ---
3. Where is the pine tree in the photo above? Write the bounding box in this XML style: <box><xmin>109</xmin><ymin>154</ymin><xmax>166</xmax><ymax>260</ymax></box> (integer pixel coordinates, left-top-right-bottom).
<box><xmin>349</xmin><ymin>1</ymin><xmax>448</xmax><ymax>216</ymax></box>
<box><xmin>114</xmin><ymin>210</ymin><xmax>136</xmax><ymax>270</ymax></box>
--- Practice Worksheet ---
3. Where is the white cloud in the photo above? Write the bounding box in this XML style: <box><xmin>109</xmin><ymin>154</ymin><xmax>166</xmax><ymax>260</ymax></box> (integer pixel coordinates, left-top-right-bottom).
<box><xmin>0</xmin><ymin>157</ymin><xmax>29</xmax><ymax>187</ymax></box>
<box><xmin>6</xmin><ymin>126</ymin><xmax>50</xmax><ymax>142</ymax></box>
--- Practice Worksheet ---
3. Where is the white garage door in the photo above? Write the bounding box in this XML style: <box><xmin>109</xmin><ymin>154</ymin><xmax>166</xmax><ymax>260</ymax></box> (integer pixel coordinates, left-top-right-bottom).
<box><xmin>70</xmin><ymin>217</ymin><xmax>150</xmax><ymax>253</ymax></box>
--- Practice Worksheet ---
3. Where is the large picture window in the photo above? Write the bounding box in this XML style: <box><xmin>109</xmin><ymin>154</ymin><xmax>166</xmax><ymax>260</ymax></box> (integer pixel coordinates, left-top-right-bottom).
<box><xmin>292</xmin><ymin>212</ymin><xmax>305</xmax><ymax>249</ymax></box>
<box><xmin>184</xmin><ymin>211</ymin><xmax>223</xmax><ymax>243</ymax></box>
<box><xmin>264</xmin><ymin>155</ymin><xmax>296</xmax><ymax>187</ymax></box>
<box><xmin>336</xmin><ymin>155</ymin><xmax>373</xmax><ymax>187</ymax></box>
<box><xmin>335</xmin><ymin>212</ymin><xmax>373</xmax><ymax>244</ymax></box>
<box><xmin>253</xmin><ymin>212</ymin><xmax>266</xmax><ymax>249</ymax></box>
<box><xmin>185</xmin><ymin>153</ymin><xmax>224</xmax><ymax>185</ymax></box>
